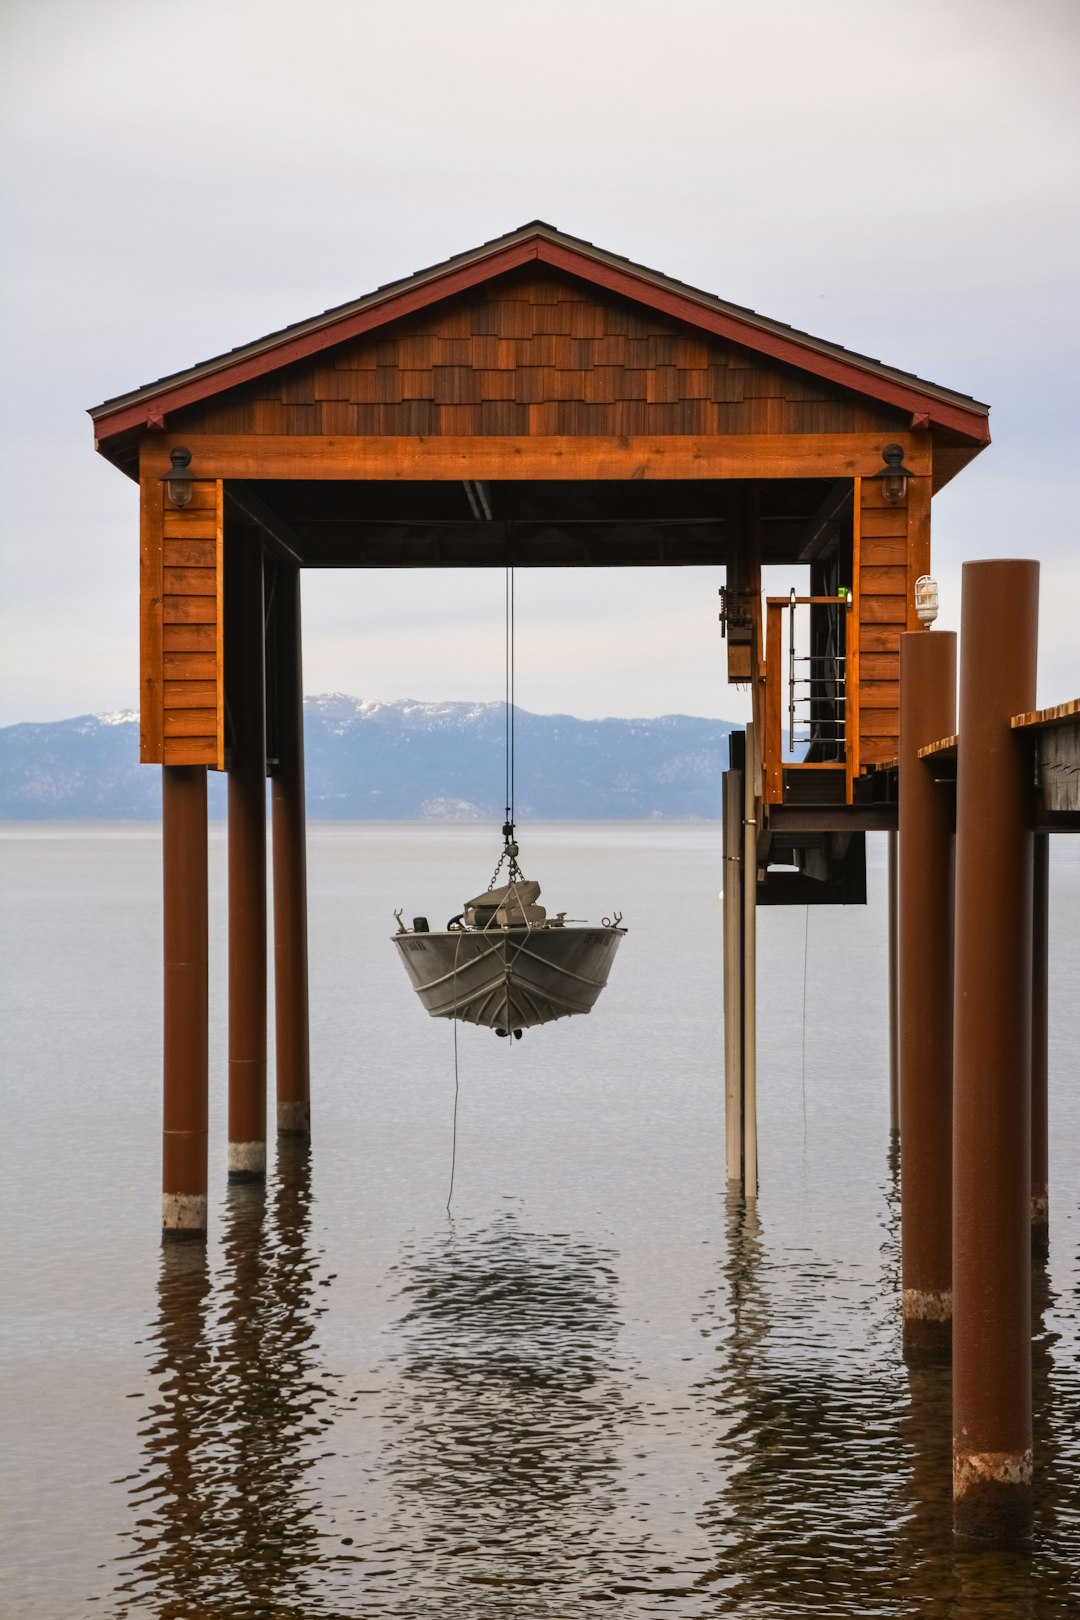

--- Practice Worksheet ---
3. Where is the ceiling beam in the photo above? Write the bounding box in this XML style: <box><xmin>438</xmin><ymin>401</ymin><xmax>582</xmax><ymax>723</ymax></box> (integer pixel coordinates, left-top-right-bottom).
<box><xmin>295</xmin><ymin>517</ymin><xmax>733</xmax><ymax>569</ymax></box>
<box><xmin>797</xmin><ymin>479</ymin><xmax>852</xmax><ymax>563</ymax></box>
<box><xmin>225</xmin><ymin>482</ymin><xmax>304</xmax><ymax>564</ymax></box>
<box><xmin>140</xmin><ymin>431</ymin><xmax>934</xmax><ymax>484</ymax></box>
<box><xmin>462</xmin><ymin>478</ymin><xmax>493</xmax><ymax>521</ymax></box>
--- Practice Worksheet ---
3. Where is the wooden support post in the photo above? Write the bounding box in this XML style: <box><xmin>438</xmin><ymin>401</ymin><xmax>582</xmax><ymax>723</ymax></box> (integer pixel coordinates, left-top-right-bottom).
<box><xmin>270</xmin><ymin>564</ymin><xmax>311</xmax><ymax>1138</ymax></box>
<box><xmin>742</xmin><ymin>724</ymin><xmax>759</xmax><ymax>1200</ymax></box>
<box><xmin>887</xmin><ymin>829</ymin><xmax>899</xmax><ymax>1136</ymax></box>
<box><xmin>722</xmin><ymin>768</ymin><xmax>744</xmax><ymax>1186</ymax></box>
<box><xmin>1031</xmin><ymin>832</ymin><xmax>1049</xmax><ymax>1256</ymax></box>
<box><xmin>227</xmin><ymin>530</ymin><xmax>267</xmax><ymax>1180</ymax></box>
<box><xmin>952</xmin><ymin>560</ymin><xmax>1038</xmax><ymax>1547</ymax></box>
<box><xmin>898</xmin><ymin>628</ymin><xmax>957</xmax><ymax>1361</ymax></box>
<box><xmin>162</xmin><ymin>765</ymin><xmax>209</xmax><ymax>1239</ymax></box>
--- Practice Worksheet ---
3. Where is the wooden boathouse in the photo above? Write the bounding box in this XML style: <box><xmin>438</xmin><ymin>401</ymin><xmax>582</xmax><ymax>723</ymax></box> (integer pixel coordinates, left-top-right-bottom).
<box><xmin>91</xmin><ymin>222</ymin><xmax>995</xmax><ymax>930</ymax></box>
<box><xmin>90</xmin><ymin>222</ymin><xmax>1077</xmax><ymax>1546</ymax></box>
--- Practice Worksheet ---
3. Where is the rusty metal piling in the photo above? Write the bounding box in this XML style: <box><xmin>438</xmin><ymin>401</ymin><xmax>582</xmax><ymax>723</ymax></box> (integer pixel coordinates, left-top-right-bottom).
<box><xmin>722</xmin><ymin>767</ymin><xmax>744</xmax><ymax>1186</ymax></box>
<box><xmin>270</xmin><ymin>564</ymin><xmax>311</xmax><ymax>1138</ymax></box>
<box><xmin>162</xmin><ymin>765</ymin><xmax>209</xmax><ymax>1239</ymax></box>
<box><xmin>1031</xmin><ymin>833</ymin><xmax>1049</xmax><ymax>1255</ymax></box>
<box><xmin>952</xmin><ymin>559</ymin><xmax>1039</xmax><ymax>1546</ymax></box>
<box><xmin>898</xmin><ymin>628</ymin><xmax>957</xmax><ymax>1360</ymax></box>
<box><xmin>227</xmin><ymin>531</ymin><xmax>268</xmax><ymax>1180</ymax></box>
<box><xmin>887</xmin><ymin>830</ymin><xmax>899</xmax><ymax>1136</ymax></box>
<box><xmin>741</xmin><ymin>724</ymin><xmax>758</xmax><ymax>1199</ymax></box>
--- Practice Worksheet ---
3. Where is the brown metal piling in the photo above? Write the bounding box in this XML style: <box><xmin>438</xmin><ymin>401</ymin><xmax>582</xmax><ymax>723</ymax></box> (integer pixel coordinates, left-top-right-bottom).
<box><xmin>162</xmin><ymin>765</ymin><xmax>209</xmax><ymax>1239</ymax></box>
<box><xmin>887</xmin><ymin>830</ymin><xmax>899</xmax><ymax>1136</ymax></box>
<box><xmin>270</xmin><ymin>563</ymin><xmax>311</xmax><ymax>1138</ymax></box>
<box><xmin>722</xmin><ymin>767</ymin><xmax>744</xmax><ymax>1186</ymax></box>
<box><xmin>1031</xmin><ymin>833</ymin><xmax>1049</xmax><ymax>1256</ymax></box>
<box><xmin>898</xmin><ymin>628</ymin><xmax>957</xmax><ymax>1361</ymax></box>
<box><xmin>227</xmin><ymin>531</ymin><xmax>268</xmax><ymax>1180</ymax></box>
<box><xmin>952</xmin><ymin>559</ymin><xmax>1039</xmax><ymax>1546</ymax></box>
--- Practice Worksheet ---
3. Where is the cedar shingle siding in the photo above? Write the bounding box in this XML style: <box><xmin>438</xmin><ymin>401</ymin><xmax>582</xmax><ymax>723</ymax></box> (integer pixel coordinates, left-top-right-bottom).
<box><xmin>172</xmin><ymin>272</ymin><xmax>908</xmax><ymax>440</ymax></box>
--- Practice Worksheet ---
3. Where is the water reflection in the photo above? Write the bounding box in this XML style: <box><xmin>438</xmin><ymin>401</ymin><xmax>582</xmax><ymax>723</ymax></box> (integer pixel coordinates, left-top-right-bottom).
<box><xmin>697</xmin><ymin>1194</ymin><xmax>912</xmax><ymax>1614</ymax></box>
<box><xmin>114</xmin><ymin>1144</ymin><xmax>337</xmax><ymax>1618</ymax></box>
<box><xmin>372</xmin><ymin>1213</ymin><xmax>635</xmax><ymax>1614</ymax></box>
<box><xmin>695</xmin><ymin>1178</ymin><xmax>1080</xmax><ymax>1620</ymax></box>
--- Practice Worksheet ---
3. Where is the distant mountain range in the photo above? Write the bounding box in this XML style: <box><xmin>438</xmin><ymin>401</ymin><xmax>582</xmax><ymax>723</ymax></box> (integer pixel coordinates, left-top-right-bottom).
<box><xmin>0</xmin><ymin>697</ymin><xmax>737</xmax><ymax>821</ymax></box>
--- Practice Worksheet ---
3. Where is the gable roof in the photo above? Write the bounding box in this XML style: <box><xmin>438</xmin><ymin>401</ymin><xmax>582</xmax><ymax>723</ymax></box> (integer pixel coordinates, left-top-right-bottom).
<box><xmin>89</xmin><ymin>220</ymin><xmax>990</xmax><ymax>449</ymax></box>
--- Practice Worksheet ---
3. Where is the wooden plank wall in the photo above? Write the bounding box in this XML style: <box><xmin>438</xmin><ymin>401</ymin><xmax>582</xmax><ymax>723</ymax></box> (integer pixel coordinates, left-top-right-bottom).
<box><xmin>857</xmin><ymin>475</ymin><xmax>929</xmax><ymax>767</ymax></box>
<box><xmin>171</xmin><ymin>273</ymin><xmax>910</xmax><ymax>441</ymax></box>
<box><xmin>140</xmin><ymin>471</ymin><xmax>224</xmax><ymax>767</ymax></box>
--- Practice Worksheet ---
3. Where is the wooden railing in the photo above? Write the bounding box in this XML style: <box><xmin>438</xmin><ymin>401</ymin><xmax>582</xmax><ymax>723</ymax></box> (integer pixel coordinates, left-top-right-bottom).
<box><xmin>760</xmin><ymin>594</ymin><xmax>856</xmax><ymax>806</ymax></box>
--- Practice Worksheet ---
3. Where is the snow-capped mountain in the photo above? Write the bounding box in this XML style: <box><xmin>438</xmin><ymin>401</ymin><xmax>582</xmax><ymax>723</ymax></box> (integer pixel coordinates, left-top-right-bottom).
<box><xmin>0</xmin><ymin>698</ymin><xmax>738</xmax><ymax>821</ymax></box>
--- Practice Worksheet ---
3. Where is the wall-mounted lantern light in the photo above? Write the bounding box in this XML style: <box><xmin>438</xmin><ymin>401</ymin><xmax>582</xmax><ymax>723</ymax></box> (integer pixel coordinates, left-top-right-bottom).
<box><xmin>915</xmin><ymin>575</ymin><xmax>939</xmax><ymax>626</ymax></box>
<box><xmin>876</xmin><ymin>442</ymin><xmax>915</xmax><ymax>506</ymax></box>
<box><xmin>161</xmin><ymin>447</ymin><xmax>194</xmax><ymax>507</ymax></box>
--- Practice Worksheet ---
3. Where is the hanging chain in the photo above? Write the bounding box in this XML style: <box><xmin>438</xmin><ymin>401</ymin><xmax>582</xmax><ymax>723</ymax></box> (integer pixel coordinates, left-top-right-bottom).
<box><xmin>488</xmin><ymin>560</ymin><xmax>520</xmax><ymax>893</ymax></box>
<box><xmin>504</xmin><ymin>561</ymin><xmax>515</xmax><ymax>829</ymax></box>
<box><xmin>485</xmin><ymin>833</ymin><xmax>523</xmax><ymax>893</ymax></box>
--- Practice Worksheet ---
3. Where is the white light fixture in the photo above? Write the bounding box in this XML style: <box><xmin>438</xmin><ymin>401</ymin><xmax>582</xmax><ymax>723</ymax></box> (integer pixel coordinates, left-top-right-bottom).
<box><xmin>915</xmin><ymin>575</ymin><xmax>939</xmax><ymax>627</ymax></box>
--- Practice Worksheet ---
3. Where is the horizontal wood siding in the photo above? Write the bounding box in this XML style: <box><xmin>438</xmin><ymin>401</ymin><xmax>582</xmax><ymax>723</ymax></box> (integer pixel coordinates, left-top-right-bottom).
<box><xmin>170</xmin><ymin>270</ymin><xmax>911</xmax><ymax>440</ymax></box>
<box><xmin>858</xmin><ymin>479</ymin><xmax>909</xmax><ymax>765</ymax></box>
<box><xmin>141</xmin><ymin>474</ymin><xmax>224</xmax><ymax>767</ymax></box>
<box><xmin>138</xmin><ymin>454</ymin><xmax>164</xmax><ymax>762</ymax></box>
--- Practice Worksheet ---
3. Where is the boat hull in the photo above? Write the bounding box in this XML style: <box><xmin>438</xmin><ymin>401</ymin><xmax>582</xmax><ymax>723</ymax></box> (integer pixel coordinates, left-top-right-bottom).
<box><xmin>393</xmin><ymin>925</ymin><xmax>625</xmax><ymax>1032</ymax></box>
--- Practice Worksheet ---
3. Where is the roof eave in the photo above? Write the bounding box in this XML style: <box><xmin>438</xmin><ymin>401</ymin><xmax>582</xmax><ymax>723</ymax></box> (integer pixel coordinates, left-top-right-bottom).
<box><xmin>89</xmin><ymin>222</ymin><xmax>990</xmax><ymax>450</ymax></box>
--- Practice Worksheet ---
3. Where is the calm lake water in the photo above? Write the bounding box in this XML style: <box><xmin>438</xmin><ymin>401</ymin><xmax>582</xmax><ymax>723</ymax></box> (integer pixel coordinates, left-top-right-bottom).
<box><xmin>1</xmin><ymin>823</ymin><xmax>1078</xmax><ymax>1618</ymax></box>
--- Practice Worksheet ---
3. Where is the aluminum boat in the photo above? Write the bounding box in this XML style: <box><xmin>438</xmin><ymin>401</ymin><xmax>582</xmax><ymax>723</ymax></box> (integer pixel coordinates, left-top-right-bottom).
<box><xmin>392</xmin><ymin>875</ymin><xmax>625</xmax><ymax>1036</ymax></box>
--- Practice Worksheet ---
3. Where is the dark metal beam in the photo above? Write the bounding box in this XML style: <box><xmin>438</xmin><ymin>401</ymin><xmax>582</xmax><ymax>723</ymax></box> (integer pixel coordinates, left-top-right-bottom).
<box><xmin>765</xmin><ymin>804</ymin><xmax>898</xmax><ymax>832</ymax></box>
<box><xmin>226</xmin><ymin>482</ymin><xmax>304</xmax><ymax>564</ymax></box>
<box><xmin>797</xmin><ymin>479</ymin><xmax>852</xmax><ymax>563</ymax></box>
<box><xmin>462</xmin><ymin>478</ymin><xmax>493</xmax><ymax>521</ymax></box>
<box><xmin>294</xmin><ymin>517</ymin><xmax>737</xmax><ymax>568</ymax></box>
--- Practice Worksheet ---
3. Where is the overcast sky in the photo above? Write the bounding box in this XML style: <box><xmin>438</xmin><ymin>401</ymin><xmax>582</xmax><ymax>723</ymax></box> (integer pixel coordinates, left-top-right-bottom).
<box><xmin>2</xmin><ymin>0</ymin><xmax>1077</xmax><ymax>726</ymax></box>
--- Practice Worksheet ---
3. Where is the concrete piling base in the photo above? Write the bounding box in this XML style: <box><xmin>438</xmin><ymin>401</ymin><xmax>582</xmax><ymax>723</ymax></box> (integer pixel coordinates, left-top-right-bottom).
<box><xmin>227</xmin><ymin>1140</ymin><xmax>267</xmax><ymax>1180</ymax></box>
<box><xmin>953</xmin><ymin>1450</ymin><xmax>1034</xmax><ymax>1547</ymax></box>
<box><xmin>162</xmin><ymin>1193</ymin><xmax>208</xmax><ymax>1237</ymax></box>
<box><xmin>902</xmin><ymin>1288</ymin><xmax>952</xmax><ymax>1360</ymax></box>
<box><xmin>277</xmin><ymin>1100</ymin><xmax>311</xmax><ymax>1137</ymax></box>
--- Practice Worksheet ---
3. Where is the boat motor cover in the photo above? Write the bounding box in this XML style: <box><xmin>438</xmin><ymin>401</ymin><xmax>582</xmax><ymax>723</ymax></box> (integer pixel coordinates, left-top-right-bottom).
<box><xmin>463</xmin><ymin>879</ymin><xmax>541</xmax><ymax>912</ymax></box>
<box><xmin>463</xmin><ymin>878</ymin><xmax>546</xmax><ymax>928</ymax></box>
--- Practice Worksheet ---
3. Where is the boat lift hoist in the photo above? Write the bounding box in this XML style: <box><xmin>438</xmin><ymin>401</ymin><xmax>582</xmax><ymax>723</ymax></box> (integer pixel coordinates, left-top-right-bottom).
<box><xmin>391</xmin><ymin>567</ymin><xmax>626</xmax><ymax>1035</ymax></box>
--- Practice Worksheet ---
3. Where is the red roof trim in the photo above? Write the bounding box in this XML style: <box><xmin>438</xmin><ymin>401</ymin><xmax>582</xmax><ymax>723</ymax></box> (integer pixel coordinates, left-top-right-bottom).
<box><xmin>92</xmin><ymin>228</ymin><xmax>989</xmax><ymax>447</ymax></box>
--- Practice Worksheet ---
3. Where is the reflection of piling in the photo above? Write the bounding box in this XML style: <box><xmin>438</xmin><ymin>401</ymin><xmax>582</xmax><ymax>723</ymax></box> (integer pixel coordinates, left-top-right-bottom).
<box><xmin>898</xmin><ymin>628</ymin><xmax>956</xmax><ymax>1361</ymax></box>
<box><xmin>952</xmin><ymin>559</ymin><xmax>1038</xmax><ymax>1546</ymax></box>
<box><xmin>1031</xmin><ymin>833</ymin><xmax>1049</xmax><ymax>1256</ymax></box>
<box><xmin>269</xmin><ymin>565</ymin><xmax>311</xmax><ymax>1138</ymax></box>
<box><xmin>227</xmin><ymin>530</ymin><xmax>267</xmax><ymax>1180</ymax></box>
<box><xmin>162</xmin><ymin>765</ymin><xmax>209</xmax><ymax>1239</ymax></box>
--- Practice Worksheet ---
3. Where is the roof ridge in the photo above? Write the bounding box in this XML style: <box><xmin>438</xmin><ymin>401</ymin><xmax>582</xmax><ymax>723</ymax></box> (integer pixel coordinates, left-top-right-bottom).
<box><xmin>89</xmin><ymin>222</ymin><xmax>990</xmax><ymax>436</ymax></box>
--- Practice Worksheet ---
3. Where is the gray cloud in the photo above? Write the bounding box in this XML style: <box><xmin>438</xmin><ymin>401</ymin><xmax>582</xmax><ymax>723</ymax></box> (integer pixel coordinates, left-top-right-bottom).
<box><xmin>2</xmin><ymin>0</ymin><xmax>1077</xmax><ymax>723</ymax></box>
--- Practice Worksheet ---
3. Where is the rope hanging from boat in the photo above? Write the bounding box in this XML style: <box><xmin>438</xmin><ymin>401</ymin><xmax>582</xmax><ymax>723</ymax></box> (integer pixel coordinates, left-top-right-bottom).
<box><xmin>446</xmin><ymin>927</ymin><xmax>462</xmax><ymax>1213</ymax></box>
